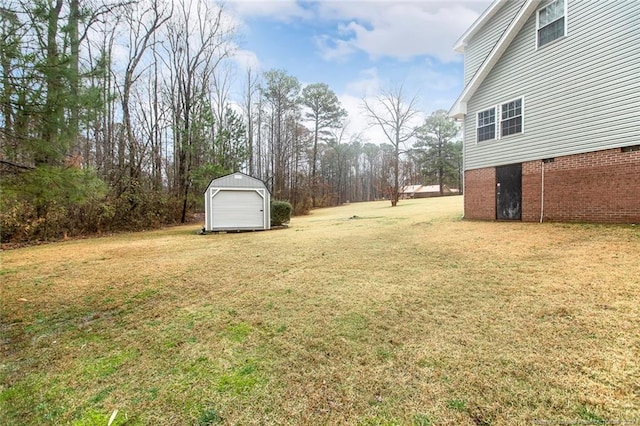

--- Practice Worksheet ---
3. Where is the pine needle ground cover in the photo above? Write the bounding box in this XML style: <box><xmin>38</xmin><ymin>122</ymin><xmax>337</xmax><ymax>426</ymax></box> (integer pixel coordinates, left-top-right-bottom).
<box><xmin>1</xmin><ymin>196</ymin><xmax>639</xmax><ymax>425</ymax></box>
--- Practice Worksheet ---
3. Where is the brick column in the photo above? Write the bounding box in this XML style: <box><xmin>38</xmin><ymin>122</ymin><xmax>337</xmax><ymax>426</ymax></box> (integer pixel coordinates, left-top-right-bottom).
<box><xmin>464</xmin><ymin>167</ymin><xmax>496</xmax><ymax>220</ymax></box>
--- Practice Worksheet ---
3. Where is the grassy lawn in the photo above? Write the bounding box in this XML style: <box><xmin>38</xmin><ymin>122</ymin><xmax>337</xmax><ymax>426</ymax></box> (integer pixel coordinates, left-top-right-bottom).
<box><xmin>1</xmin><ymin>196</ymin><xmax>639</xmax><ymax>425</ymax></box>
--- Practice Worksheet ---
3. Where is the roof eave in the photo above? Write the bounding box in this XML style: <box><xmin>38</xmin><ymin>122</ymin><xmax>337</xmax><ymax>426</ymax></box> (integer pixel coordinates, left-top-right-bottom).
<box><xmin>449</xmin><ymin>100</ymin><xmax>467</xmax><ymax>120</ymax></box>
<box><xmin>453</xmin><ymin>42</ymin><xmax>467</xmax><ymax>53</ymax></box>
<box><xmin>449</xmin><ymin>0</ymin><xmax>538</xmax><ymax>119</ymax></box>
<box><xmin>453</xmin><ymin>0</ymin><xmax>507</xmax><ymax>52</ymax></box>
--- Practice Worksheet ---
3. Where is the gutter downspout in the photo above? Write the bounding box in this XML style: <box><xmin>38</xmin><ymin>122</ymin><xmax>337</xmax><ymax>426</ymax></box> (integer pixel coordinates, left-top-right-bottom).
<box><xmin>540</xmin><ymin>160</ymin><xmax>545</xmax><ymax>223</ymax></box>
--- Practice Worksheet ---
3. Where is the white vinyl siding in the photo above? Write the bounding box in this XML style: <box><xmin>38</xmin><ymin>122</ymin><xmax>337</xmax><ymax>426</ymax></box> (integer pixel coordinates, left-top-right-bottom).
<box><xmin>463</xmin><ymin>0</ymin><xmax>640</xmax><ymax>170</ymax></box>
<box><xmin>464</xmin><ymin>0</ymin><xmax>526</xmax><ymax>85</ymax></box>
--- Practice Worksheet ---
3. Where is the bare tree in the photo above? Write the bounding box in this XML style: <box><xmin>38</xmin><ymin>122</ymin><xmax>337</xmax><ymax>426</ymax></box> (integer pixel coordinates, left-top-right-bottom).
<box><xmin>164</xmin><ymin>0</ymin><xmax>234</xmax><ymax>222</ymax></box>
<box><xmin>243</xmin><ymin>67</ymin><xmax>259</xmax><ymax>175</ymax></box>
<box><xmin>211</xmin><ymin>61</ymin><xmax>233</xmax><ymax>134</ymax></box>
<box><xmin>362</xmin><ymin>85</ymin><xmax>419</xmax><ymax>206</ymax></box>
<box><xmin>326</xmin><ymin>123</ymin><xmax>350</xmax><ymax>205</ymax></box>
<box><xmin>261</xmin><ymin>69</ymin><xmax>300</xmax><ymax>198</ymax></box>
<box><xmin>121</xmin><ymin>0</ymin><xmax>172</xmax><ymax>180</ymax></box>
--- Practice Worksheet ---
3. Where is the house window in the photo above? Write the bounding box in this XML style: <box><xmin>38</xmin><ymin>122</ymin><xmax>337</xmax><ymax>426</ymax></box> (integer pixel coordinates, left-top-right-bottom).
<box><xmin>501</xmin><ymin>98</ymin><xmax>523</xmax><ymax>137</ymax></box>
<box><xmin>537</xmin><ymin>0</ymin><xmax>565</xmax><ymax>47</ymax></box>
<box><xmin>477</xmin><ymin>108</ymin><xmax>496</xmax><ymax>142</ymax></box>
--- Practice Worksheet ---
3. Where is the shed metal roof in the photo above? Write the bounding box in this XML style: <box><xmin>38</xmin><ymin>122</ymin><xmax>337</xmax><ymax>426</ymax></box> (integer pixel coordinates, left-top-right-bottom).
<box><xmin>205</xmin><ymin>172</ymin><xmax>269</xmax><ymax>192</ymax></box>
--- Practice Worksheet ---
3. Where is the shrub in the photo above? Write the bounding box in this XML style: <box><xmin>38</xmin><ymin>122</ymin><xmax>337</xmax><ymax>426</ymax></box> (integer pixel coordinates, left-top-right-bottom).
<box><xmin>271</xmin><ymin>200</ymin><xmax>292</xmax><ymax>226</ymax></box>
<box><xmin>293</xmin><ymin>196</ymin><xmax>313</xmax><ymax>216</ymax></box>
<box><xmin>0</xmin><ymin>166</ymin><xmax>109</xmax><ymax>242</ymax></box>
<box><xmin>0</xmin><ymin>168</ymin><xmax>185</xmax><ymax>244</ymax></box>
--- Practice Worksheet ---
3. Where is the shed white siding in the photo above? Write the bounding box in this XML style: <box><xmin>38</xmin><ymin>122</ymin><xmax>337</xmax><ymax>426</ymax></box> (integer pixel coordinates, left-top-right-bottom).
<box><xmin>463</xmin><ymin>0</ymin><xmax>640</xmax><ymax>170</ymax></box>
<box><xmin>204</xmin><ymin>173</ymin><xmax>271</xmax><ymax>231</ymax></box>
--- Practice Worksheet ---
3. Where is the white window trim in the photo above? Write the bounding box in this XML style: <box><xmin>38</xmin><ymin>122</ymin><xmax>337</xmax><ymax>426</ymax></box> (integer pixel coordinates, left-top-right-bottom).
<box><xmin>536</xmin><ymin>0</ymin><xmax>568</xmax><ymax>50</ymax></box>
<box><xmin>499</xmin><ymin>96</ymin><xmax>525</xmax><ymax>139</ymax></box>
<box><xmin>476</xmin><ymin>96</ymin><xmax>525</xmax><ymax>144</ymax></box>
<box><xmin>476</xmin><ymin>106</ymin><xmax>497</xmax><ymax>144</ymax></box>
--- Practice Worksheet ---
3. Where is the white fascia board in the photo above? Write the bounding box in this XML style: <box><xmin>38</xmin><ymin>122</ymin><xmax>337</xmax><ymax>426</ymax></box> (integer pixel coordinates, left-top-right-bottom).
<box><xmin>453</xmin><ymin>0</ymin><xmax>507</xmax><ymax>53</ymax></box>
<box><xmin>449</xmin><ymin>101</ymin><xmax>467</xmax><ymax>119</ymax></box>
<box><xmin>450</xmin><ymin>0</ymin><xmax>537</xmax><ymax>118</ymax></box>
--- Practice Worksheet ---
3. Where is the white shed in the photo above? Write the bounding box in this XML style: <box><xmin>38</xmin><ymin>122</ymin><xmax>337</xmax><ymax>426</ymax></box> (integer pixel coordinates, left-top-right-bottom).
<box><xmin>204</xmin><ymin>173</ymin><xmax>271</xmax><ymax>232</ymax></box>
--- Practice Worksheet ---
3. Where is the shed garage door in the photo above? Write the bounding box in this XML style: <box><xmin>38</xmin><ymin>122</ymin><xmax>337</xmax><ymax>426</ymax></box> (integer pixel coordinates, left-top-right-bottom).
<box><xmin>211</xmin><ymin>190</ymin><xmax>264</xmax><ymax>229</ymax></box>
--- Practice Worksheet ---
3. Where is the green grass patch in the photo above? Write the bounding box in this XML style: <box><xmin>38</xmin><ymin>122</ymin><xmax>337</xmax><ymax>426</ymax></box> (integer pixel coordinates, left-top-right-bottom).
<box><xmin>576</xmin><ymin>405</ymin><xmax>606</xmax><ymax>424</ymax></box>
<box><xmin>1</xmin><ymin>373</ymin><xmax>71</xmax><ymax>423</ymax></box>
<box><xmin>217</xmin><ymin>361</ymin><xmax>261</xmax><ymax>394</ymax></box>
<box><xmin>358</xmin><ymin>414</ymin><xmax>400</xmax><ymax>426</ymax></box>
<box><xmin>375</xmin><ymin>346</ymin><xmax>394</xmax><ymax>361</ymax></box>
<box><xmin>412</xmin><ymin>413</ymin><xmax>434</xmax><ymax>426</ymax></box>
<box><xmin>131</xmin><ymin>288</ymin><xmax>159</xmax><ymax>301</ymax></box>
<box><xmin>198</xmin><ymin>407</ymin><xmax>223</xmax><ymax>425</ymax></box>
<box><xmin>334</xmin><ymin>312</ymin><xmax>369</xmax><ymax>341</ymax></box>
<box><xmin>71</xmin><ymin>409</ymin><xmax>136</xmax><ymax>426</ymax></box>
<box><xmin>87</xmin><ymin>386</ymin><xmax>114</xmax><ymax>404</ymax></box>
<box><xmin>82</xmin><ymin>350</ymin><xmax>137</xmax><ymax>379</ymax></box>
<box><xmin>223</xmin><ymin>322</ymin><xmax>252</xmax><ymax>342</ymax></box>
<box><xmin>0</xmin><ymin>267</ymin><xmax>18</xmax><ymax>276</ymax></box>
<box><xmin>446</xmin><ymin>399</ymin><xmax>467</xmax><ymax>412</ymax></box>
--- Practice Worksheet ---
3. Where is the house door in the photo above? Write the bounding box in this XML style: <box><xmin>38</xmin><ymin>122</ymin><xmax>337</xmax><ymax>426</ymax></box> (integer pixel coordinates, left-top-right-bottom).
<box><xmin>496</xmin><ymin>164</ymin><xmax>522</xmax><ymax>220</ymax></box>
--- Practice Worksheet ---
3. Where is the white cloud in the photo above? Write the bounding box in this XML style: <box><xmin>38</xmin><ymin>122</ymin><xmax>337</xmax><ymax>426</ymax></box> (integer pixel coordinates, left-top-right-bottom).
<box><xmin>333</xmin><ymin>68</ymin><xmax>397</xmax><ymax>144</ymax></box>
<box><xmin>411</xmin><ymin>65</ymin><xmax>460</xmax><ymax>93</ymax></box>
<box><xmin>315</xmin><ymin>1</ymin><xmax>483</xmax><ymax>62</ymax></box>
<box><xmin>345</xmin><ymin>67</ymin><xmax>381</xmax><ymax>97</ymax></box>
<box><xmin>217</xmin><ymin>1</ymin><xmax>492</xmax><ymax>142</ymax></box>
<box><xmin>225</xmin><ymin>0</ymin><xmax>313</xmax><ymax>22</ymax></box>
<box><xmin>226</xmin><ymin>1</ymin><xmax>488</xmax><ymax>62</ymax></box>
<box><xmin>338</xmin><ymin>68</ymin><xmax>425</xmax><ymax>146</ymax></box>
<box><xmin>315</xmin><ymin>35</ymin><xmax>356</xmax><ymax>62</ymax></box>
<box><xmin>339</xmin><ymin>93</ymin><xmax>401</xmax><ymax>147</ymax></box>
<box><xmin>231</xmin><ymin>48</ymin><xmax>262</xmax><ymax>72</ymax></box>
<box><xmin>338</xmin><ymin>60</ymin><xmax>464</xmax><ymax>127</ymax></box>
<box><xmin>339</xmin><ymin>91</ymin><xmax>425</xmax><ymax>147</ymax></box>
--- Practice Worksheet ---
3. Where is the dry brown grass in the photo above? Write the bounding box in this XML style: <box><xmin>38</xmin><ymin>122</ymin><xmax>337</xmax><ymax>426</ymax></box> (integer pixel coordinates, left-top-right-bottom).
<box><xmin>1</xmin><ymin>196</ymin><xmax>639</xmax><ymax>425</ymax></box>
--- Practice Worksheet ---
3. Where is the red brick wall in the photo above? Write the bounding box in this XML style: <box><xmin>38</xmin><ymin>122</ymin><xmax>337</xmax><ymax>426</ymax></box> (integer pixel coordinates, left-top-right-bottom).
<box><xmin>466</xmin><ymin>147</ymin><xmax>640</xmax><ymax>223</ymax></box>
<box><xmin>464</xmin><ymin>167</ymin><xmax>495</xmax><ymax>220</ymax></box>
<box><xmin>522</xmin><ymin>161</ymin><xmax>542</xmax><ymax>222</ymax></box>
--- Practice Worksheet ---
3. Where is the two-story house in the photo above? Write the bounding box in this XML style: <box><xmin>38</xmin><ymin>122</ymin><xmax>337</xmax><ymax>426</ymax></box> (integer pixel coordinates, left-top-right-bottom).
<box><xmin>450</xmin><ymin>0</ymin><xmax>640</xmax><ymax>223</ymax></box>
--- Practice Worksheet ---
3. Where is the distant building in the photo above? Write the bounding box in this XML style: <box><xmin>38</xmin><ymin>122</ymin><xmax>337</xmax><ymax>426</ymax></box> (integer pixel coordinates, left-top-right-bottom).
<box><xmin>400</xmin><ymin>185</ymin><xmax>459</xmax><ymax>199</ymax></box>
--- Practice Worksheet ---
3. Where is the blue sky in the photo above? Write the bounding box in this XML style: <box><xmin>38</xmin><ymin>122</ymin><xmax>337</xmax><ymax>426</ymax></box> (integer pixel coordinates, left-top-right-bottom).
<box><xmin>225</xmin><ymin>0</ymin><xmax>493</xmax><ymax>143</ymax></box>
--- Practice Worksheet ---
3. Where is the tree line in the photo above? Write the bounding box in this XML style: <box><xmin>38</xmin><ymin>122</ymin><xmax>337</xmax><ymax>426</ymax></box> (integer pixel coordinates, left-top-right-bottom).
<box><xmin>0</xmin><ymin>0</ymin><xmax>462</xmax><ymax>243</ymax></box>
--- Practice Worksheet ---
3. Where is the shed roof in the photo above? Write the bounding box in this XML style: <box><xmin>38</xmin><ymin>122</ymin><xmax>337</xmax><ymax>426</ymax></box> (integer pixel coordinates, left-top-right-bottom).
<box><xmin>205</xmin><ymin>172</ymin><xmax>269</xmax><ymax>192</ymax></box>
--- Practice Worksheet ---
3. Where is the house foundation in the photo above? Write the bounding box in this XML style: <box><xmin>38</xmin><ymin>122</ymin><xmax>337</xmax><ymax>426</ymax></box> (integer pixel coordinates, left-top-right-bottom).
<box><xmin>464</xmin><ymin>147</ymin><xmax>640</xmax><ymax>223</ymax></box>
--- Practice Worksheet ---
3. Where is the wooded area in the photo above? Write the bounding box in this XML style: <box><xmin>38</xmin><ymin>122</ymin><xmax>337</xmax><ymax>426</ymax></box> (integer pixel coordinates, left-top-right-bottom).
<box><xmin>0</xmin><ymin>0</ymin><xmax>462</xmax><ymax>243</ymax></box>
